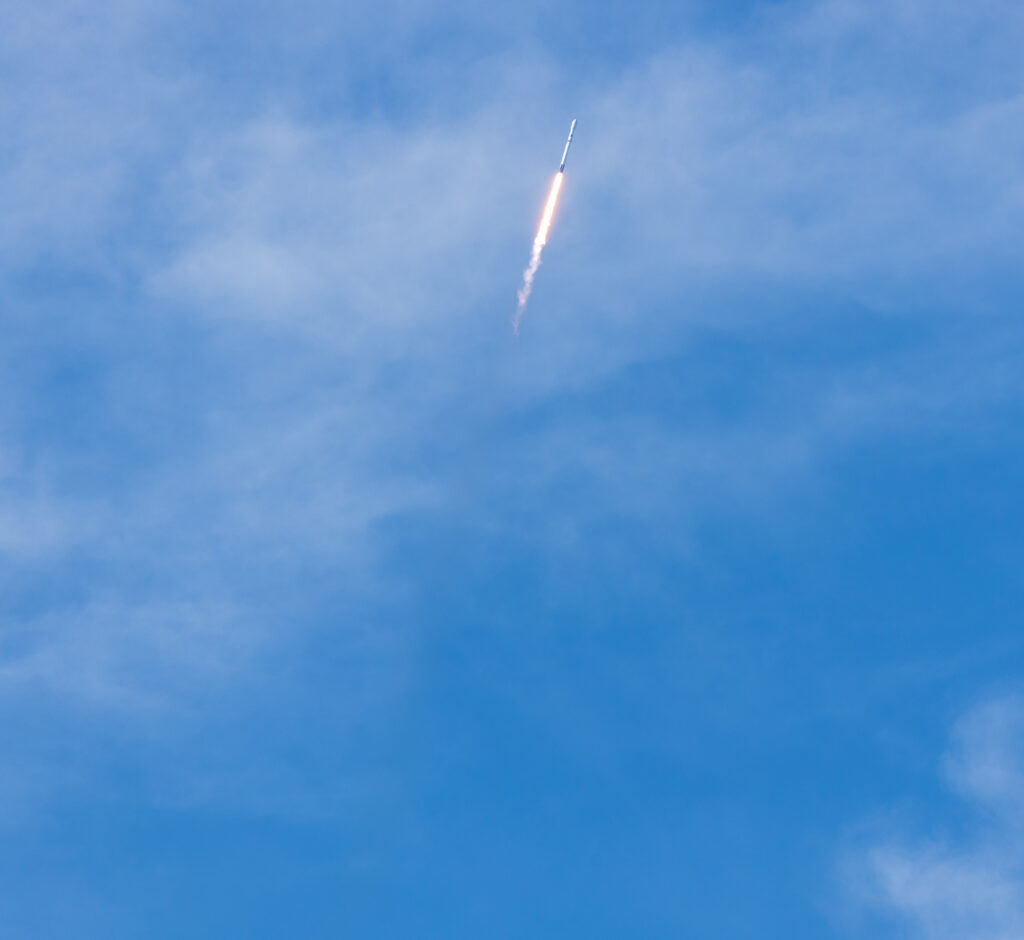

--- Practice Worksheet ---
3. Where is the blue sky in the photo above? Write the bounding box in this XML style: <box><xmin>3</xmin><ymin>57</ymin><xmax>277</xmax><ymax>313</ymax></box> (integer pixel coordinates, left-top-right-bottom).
<box><xmin>4</xmin><ymin>0</ymin><xmax>1024</xmax><ymax>935</ymax></box>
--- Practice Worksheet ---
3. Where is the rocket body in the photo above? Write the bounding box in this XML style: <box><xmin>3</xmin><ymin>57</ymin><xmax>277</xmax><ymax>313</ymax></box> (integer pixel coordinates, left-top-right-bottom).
<box><xmin>558</xmin><ymin>119</ymin><xmax>577</xmax><ymax>172</ymax></box>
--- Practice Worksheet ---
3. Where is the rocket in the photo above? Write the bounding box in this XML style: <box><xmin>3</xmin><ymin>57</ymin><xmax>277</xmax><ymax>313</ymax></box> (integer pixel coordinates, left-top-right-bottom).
<box><xmin>558</xmin><ymin>119</ymin><xmax>577</xmax><ymax>172</ymax></box>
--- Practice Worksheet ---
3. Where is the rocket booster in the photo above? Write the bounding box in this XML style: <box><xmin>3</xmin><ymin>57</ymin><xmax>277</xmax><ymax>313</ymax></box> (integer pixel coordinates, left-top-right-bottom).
<box><xmin>558</xmin><ymin>119</ymin><xmax>577</xmax><ymax>172</ymax></box>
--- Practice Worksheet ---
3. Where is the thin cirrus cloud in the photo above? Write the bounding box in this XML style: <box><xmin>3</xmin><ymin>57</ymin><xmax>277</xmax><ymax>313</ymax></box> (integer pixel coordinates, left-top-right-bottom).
<box><xmin>851</xmin><ymin>695</ymin><xmax>1024</xmax><ymax>939</ymax></box>
<box><xmin>145</xmin><ymin>4</ymin><xmax>1024</xmax><ymax>356</ymax></box>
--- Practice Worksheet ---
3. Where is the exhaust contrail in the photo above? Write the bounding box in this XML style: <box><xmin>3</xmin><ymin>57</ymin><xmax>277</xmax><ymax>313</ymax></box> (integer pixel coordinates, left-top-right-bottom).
<box><xmin>514</xmin><ymin>120</ymin><xmax>576</xmax><ymax>334</ymax></box>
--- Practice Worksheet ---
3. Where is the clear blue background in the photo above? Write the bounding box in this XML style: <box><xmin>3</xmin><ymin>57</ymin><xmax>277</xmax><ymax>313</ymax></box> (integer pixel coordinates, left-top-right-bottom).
<box><xmin>3</xmin><ymin>0</ymin><xmax>1024</xmax><ymax>935</ymax></box>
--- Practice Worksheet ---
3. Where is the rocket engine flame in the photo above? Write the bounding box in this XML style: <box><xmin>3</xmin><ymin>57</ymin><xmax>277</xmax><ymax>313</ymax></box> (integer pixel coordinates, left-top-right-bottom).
<box><xmin>514</xmin><ymin>170</ymin><xmax>564</xmax><ymax>334</ymax></box>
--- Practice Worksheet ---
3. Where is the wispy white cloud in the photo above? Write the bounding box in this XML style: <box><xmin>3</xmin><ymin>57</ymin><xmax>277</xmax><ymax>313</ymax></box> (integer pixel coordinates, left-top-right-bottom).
<box><xmin>150</xmin><ymin>110</ymin><xmax>538</xmax><ymax>335</ymax></box>
<box><xmin>848</xmin><ymin>695</ymin><xmax>1024</xmax><ymax>939</ymax></box>
<box><xmin>0</xmin><ymin>600</ymin><xmax>249</xmax><ymax>712</ymax></box>
<box><xmin>126</xmin><ymin>0</ymin><xmax>1024</xmax><ymax>397</ymax></box>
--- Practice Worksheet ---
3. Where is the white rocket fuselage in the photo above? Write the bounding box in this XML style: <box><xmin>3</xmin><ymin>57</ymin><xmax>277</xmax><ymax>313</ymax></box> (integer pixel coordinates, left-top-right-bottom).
<box><xmin>559</xmin><ymin>119</ymin><xmax>577</xmax><ymax>172</ymax></box>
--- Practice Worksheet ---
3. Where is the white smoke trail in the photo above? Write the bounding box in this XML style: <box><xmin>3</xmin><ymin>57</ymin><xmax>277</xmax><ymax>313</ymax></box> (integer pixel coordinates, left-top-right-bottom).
<box><xmin>514</xmin><ymin>171</ymin><xmax>564</xmax><ymax>334</ymax></box>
